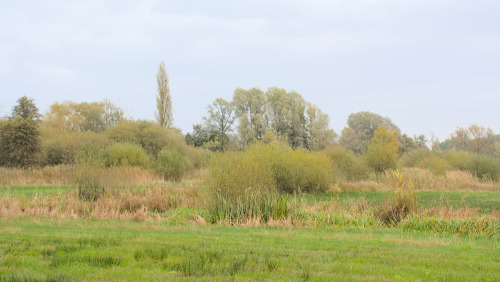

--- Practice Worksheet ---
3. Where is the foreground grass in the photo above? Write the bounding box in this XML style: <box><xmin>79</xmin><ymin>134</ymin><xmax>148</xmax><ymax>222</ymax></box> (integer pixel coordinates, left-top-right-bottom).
<box><xmin>0</xmin><ymin>218</ymin><xmax>499</xmax><ymax>281</ymax></box>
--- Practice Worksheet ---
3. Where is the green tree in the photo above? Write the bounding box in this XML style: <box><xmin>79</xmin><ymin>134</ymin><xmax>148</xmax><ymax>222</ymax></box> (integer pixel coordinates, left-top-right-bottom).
<box><xmin>0</xmin><ymin>96</ymin><xmax>41</xmax><ymax>168</ymax></box>
<box><xmin>265</xmin><ymin>87</ymin><xmax>306</xmax><ymax>148</ymax></box>
<box><xmin>233</xmin><ymin>87</ymin><xmax>267</xmax><ymax>146</ymax></box>
<box><xmin>155</xmin><ymin>61</ymin><xmax>173</xmax><ymax>128</ymax></box>
<box><xmin>366</xmin><ymin>126</ymin><xmax>399</xmax><ymax>173</ymax></box>
<box><xmin>305</xmin><ymin>102</ymin><xmax>336</xmax><ymax>150</ymax></box>
<box><xmin>204</xmin><ymin>98</ymin><xmax>236</xmax><ymax>151</ymax></box>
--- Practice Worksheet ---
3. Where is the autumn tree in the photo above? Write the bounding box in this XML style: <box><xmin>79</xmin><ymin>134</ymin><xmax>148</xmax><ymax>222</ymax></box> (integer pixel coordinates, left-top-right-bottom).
<box><xmin>155</xmin><ymin>61</ymin><xmax>173</xmax><ymax>128</ymax></box>
<box><xmin>204</xmin><ymin>98</ymin><xmax>236</xmax><ymax>151</ymax></box>
<box><xmin>340</xmin><ymin>111</ymin><xmax>400</xmax><ymax>153</ymax></box>
<box><xmin>44</xmin><ymin>100</ymin><xmax>123</xmax><ymax>132</ymax></box>
<box><xmin>305</xmin><ymin>102</ymin><xmax>336</xmax><ymax>150</ymax></box>
<box><xmin>449</xmin><ymin>125</ymin><xmax>497</xmax><ymax>155</ymax></box>
<box><xmin>0</xmin><ymin>96</ymin><xmax>41</xmax><ymax>168</ymax></box>
<box><xmin>366</xmin><ymin>126</ymin><xmax>399</xmax><ymax>173</ymax></box>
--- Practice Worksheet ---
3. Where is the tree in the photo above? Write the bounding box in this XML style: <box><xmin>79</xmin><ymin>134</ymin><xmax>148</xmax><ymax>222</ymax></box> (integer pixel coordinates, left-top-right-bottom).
<box><xmin>340</xmin><ymin>111</ymin><xmax>400</xmax><ymax>153</ymax></box>
<box><xmin>44</xmin><ymin>100</ymin><xmax>123</xmax><ymax>132</ymax></box>
<box><xmin>233</xmin><ymin>87</ymin><xmax>267</xmax><ymax>146</ymax></box>
<box><xmin>265</xmin><ymin>87</ymin><xmax>307</xmax><ymax>148</ymax></box>
<box><xmin>305</xmin><ymin>102</ymin><xmax>336</xmax><ymax>150</ymax></box>
<box><xmin>449</xmin><ymin>125</ymin><xmax>496</xmax><ymax>155</ymax></box>
<box><xmin>155</xmin><ymin>61</ymin><xmax>173</xmax><ymax>128</ymax></box>
<box><xmin>0</xmin><ymin>96</ymin><xmax>41</xmax><ymax>168</ymax></box>
<box><xmin>204</xmin><ymin>98</ymin><xmax>236</xmax><ymax>151</ymax></box>
<box><xmin>12</xmin><ymin>96</ymin><xmax>41</xmax><ymax>121</ymax></box>
<box><xmin>366</xmin><ymin>126</ymin><xmax>399</xmax><ymax>173</ymax></box>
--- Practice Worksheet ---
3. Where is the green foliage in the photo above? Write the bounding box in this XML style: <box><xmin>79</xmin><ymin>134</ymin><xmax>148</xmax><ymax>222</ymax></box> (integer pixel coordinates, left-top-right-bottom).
<box><xmin>207</xmin><ymin>142</ymin><xmax>333</xmax><ymax>222</ymax></box>
<box><xmin>0</xmin><ymin>118</ymin><xmax>40</xmax><ymax>168</ymax></box>
<box><xmin>399</xmin><ymin>215</ymin><xmax>499</xmax><ymax>237</ymax></box>
<box><xmin>463</xmin><ymin>154</ymin><xmax>500</xmax><ymax>181</ymax></box>
<box><xmin>323</xmin><ymin>145</ymin><xmax>369</xmax><ymax>181</ymax></box>
<box><xmin>102</xmin><ymin>143</ymin><xmax>149</xmax><ymax>168</ymax></box>
<box><xmin>399</xmin><ymin>149</ymin><xmax>433</xmax><ymax>167</ymax></box>
<box><xmin>156</xmin><ymin>61</ymin><xmax>173</xmax><ymax>128</ymax></box>
<box><xmin>365</xmin><ymin>126</ymin><xmax>399</xmax><ymax>173</ymax></box>
<box><xmin>12</xmin><ymin>96</ymin><xmax>41</xmax><ymax>121</ymax></box>
<box><xmin>416</xmin><ymin>156</ymin><xmax>450</xmax><ymax>176</ymax></box>
<box><xmin>155</xmin><ymin>150</ymin><xmax>186</xmax><ymax>181</ymax></box>
<box><xmin>443</xmin><ymin>150</ymin><xmax>474</xmax><ymax>170</ymax></box>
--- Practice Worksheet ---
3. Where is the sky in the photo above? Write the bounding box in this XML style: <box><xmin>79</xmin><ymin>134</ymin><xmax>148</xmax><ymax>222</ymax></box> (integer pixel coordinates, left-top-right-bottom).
<box><xmin>1</xmin><ymin>0</ymin><xmax>499</xmax><ymax>141</ymax></box>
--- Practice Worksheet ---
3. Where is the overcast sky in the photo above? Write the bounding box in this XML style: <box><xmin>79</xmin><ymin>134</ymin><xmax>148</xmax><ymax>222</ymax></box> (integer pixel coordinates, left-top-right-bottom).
<box><xmin>1</xmin><ymin>0</ymin><xmax>499</xmax><ymax>141</ymax></box>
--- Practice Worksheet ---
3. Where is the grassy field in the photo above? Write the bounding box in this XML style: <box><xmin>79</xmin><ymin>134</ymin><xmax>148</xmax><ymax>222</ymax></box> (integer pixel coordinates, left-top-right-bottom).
<box><xmin>1</xmin><ymin>217</ymin><xmax>499</xmax><ymax>281</ymax></box>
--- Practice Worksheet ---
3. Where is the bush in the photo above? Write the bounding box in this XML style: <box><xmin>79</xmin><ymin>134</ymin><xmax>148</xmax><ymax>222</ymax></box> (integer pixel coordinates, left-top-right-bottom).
<box><xmin>102</xmin><ymin>143</ymin><xmax>149</xmax><ymax>169</ymax></box>
<box><xmin>155</xmin><ymin>150</ymin><xmax>186</xmax><ymax>181</ymax></box>
<box><xmin>399</xmin><ymin>149</ymin><xmax>433</xmax><ymax>168</ymax></box>
<box><xmin>375</xmin><ymin>170</ymin><xmax>416</xmax><ymax>226</ymax></box>
<box><xmin>365</xmin><ymin>126</ymin><xmax>399</xmax><ymax>173</ymax></box>
<box><xmin>463</xmin><ymin>154</ymin><xmax>500</xmax><ymax>181</ymax></box>
<box><xmin>416</xmin><ymin>156</ymin><xmax>450</xmax><ymax>176</ymax></box>
<box><xmin>72</xmin><ymin>164</ymin><xmax>104</xmax><ymax>201</ymax></box>
<box><xmin>323</xmin><ymin>145</ymin><xmax>369</xmax><ymax>181</ymax></box>
<box><xmin>207</xmin><ymin>142</ymin><xmax>334</xmax><ymax>222</ymax></box>
<box><xmin>443</xmin><ymin>150</ymin><xmax>474</xmax><ymax>170</ymax></box>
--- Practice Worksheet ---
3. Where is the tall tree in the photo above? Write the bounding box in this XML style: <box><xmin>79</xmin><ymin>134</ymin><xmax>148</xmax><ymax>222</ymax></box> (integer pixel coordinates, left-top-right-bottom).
<box><xmin>233</xmin><ymin>87</ymin><xmax>267</xmax><ymax>145</ymax></box>
<box><xmin>449</xmin><ymin>125</ymin><xmax>496</xmax><ymax>155</ymax></box>
<box><xmin>305</xmin><ymin>102</ymin><xmax>336</xmax><ymax>150</ymax></box>
<box><xmin>155</xmin><ymin>61</ymin><xmax>173</xmax><ymax>128</ymax></box>
<box><xmin>204</xmin><ymin>98</ymin><xmax>236</xmax><ymax>151</ymax></box>
<box><xmin>0</xmin><ymin>96</ymin><xmax>41</xmax><ymax>168</ymax></box>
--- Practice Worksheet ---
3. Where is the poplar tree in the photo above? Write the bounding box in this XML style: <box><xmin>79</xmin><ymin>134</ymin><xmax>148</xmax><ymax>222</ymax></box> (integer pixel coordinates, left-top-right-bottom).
<box><xmin>155</xmin><ymin>61</ymin><xmax>173</xmax><ymax>128</ymax></box>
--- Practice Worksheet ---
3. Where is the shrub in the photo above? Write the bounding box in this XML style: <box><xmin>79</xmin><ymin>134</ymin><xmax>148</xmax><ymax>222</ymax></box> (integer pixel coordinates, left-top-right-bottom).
<box><xmin>444</xmin><ymin>150</ymin><xmax>474</xmax><ymax>170</ymax></box>
<box><xmin>399</xmin><ymin>149</ymin><xmax>433</xmax><ymax>168</ymax></box>
<box><xmin>207</xmin><ymin>142</ymin><xmax>334</xmax><ymax>222</ymax></box>
<box><xmin>102</xmin><ymin>142</ymin><xmax>149</xmax><ymax>168</ymax></box>
<box><xmin>463</xmin><ymin>154</ymin><xmax>500</xmax><ymax>181</ymax></box>
<box><xmin>323</xmin><ymin>145</ymin><xmax>369</xmax><ymax>181</ymax></box>
<box><xmin>73</xmin><ymin>164</ymin><xmax>104</xmax><ymax>201</ymax></box>
<box><xmin>375</xmin><ymin>170</ymin><xmax>416</xmax><ymax>226</ymax></box>
<box><xmin>155</xmin><ymin>150</ymin><xmax>186</xmax><ymax>181</ymax></box>
<box><xmin>416</xmin><ymin>156</ymin><xmax>450</xmax><ymax>176</ymax></box>
<box><xmin>365</xmin><ymin>126</ymin><xmax>399</xmax><ymax>173</ymax></box>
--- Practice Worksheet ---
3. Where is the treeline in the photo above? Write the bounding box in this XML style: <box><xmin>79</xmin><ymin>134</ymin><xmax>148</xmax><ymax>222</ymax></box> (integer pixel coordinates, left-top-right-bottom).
<box><xmin>1</xmin><ymin>91</ymin><xmax>499</xmax><ymax>181</ymax></box>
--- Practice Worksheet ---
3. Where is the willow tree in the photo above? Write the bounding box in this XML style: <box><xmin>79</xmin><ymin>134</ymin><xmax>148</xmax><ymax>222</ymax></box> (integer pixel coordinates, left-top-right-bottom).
<box><xmin>155</xmin><ymin>61</ymin><xmax>173</xmax><ymax>128</ymax></box>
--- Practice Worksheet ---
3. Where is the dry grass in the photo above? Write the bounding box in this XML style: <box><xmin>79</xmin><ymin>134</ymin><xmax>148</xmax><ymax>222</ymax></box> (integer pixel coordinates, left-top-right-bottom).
<box><xmin>0</xmin><ymin>166</ymin><xmax>165</xmax><ymax>186</ymax></box>
<box><xmin>359</xmin><ymin>168</ymin><xmax>499</xmax><ymax>192</ymax></box>
<box><xmin>0</xmin><ymin>186</ymin><xmax>203</xmax><ymax>221</ymax></box>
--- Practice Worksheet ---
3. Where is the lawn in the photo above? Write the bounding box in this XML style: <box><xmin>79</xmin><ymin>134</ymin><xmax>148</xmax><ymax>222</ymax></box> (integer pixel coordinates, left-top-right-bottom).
<box><xmin>0</xmin><ymin>217</ymin><xmax>498</xmax><ymax>281</ymax></box>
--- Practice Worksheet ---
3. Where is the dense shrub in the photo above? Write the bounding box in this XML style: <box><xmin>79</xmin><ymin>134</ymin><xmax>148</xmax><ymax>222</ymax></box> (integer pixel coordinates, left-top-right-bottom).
<box><xmin>443</xmin><ymin>150</ymin><xmax>474</xmax><ymax>170</ymax></box>
<box><xmin>463</xmin><ymin>154</ymin><xmax>500</xmax><ymax>181</ymax></box>
<box><xmin>72</xmin><ymin>164</ymin><xmax>104</xmax><ymax>201</ymax></box>
<box><xmin>323</xmin><ymin>145</ymin><xmax>369</xmax><ymax>181</ymax></box>
<box><xmin>365</xmin><ymin>126</ymin><xmax>399</xmax><ymax>173</ymax></box>
<box><xmin>207</xmin><ymin>142</ymin><xmax>333</xmax><ymax>222</ymax></box>
<box><xmin>399</xmin><ymin>149</ymin><xmax>433</xmax><ymax>168</ymax></box>
<box><xmin>416</xmin><ymin>156</ymin><xmax>450</xmax><ymax>176</ymax></box>
<box><xmin>155</xmin><ymin>150</ymin><xmax>186</xmax><ymax>181</ymax></box>
<box><xmin>102</xmin><ymin>143</ymin><xmax>149</xmax><ymax>168</ymax></box>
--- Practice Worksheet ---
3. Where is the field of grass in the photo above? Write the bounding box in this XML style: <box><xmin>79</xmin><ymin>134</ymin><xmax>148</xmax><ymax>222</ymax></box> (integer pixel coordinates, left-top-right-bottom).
<box><xmin>1</xmin><ymin>217</ymin><xmax>499</xmax><ymax>281</ymax></box>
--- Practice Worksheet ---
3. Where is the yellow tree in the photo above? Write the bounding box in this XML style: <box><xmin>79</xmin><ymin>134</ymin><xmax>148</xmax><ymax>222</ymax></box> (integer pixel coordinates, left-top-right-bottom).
<box><xmin>366</xmin><ymin>126</ymin><xmax>399</xmax><ymax>173</ymax></box>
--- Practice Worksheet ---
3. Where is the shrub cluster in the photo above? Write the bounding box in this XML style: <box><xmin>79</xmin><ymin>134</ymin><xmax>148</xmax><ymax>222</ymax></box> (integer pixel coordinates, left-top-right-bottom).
<box><xmin>207</xmin><ymin>142</ymin><xmax>333</xmax><ymax>222</ymax></box>
<box><xmin>155</xmin><ymin>149</ymin><xmax>187</xmax><ymax>181</ymax></box>
<box><xmin>102</xmin><ymin>142</ymin><xmax>149</xmax><ymax>169</ymax></box>
<box><xmin>323</xmin><ymin>145</ymin><xmax>369</xmax><ymax>181</ymax></box>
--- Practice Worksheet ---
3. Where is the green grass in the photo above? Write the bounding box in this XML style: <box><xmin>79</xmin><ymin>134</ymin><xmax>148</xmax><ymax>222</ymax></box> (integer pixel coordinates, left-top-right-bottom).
<box><xmin>0</xmin><ymin>217</ymin><xmax>498</xmax><ymax>281</ymax></box>
<box><xmin>0</xmin><ymin>185</ymin><xmax>72</xmax><ymax>197</ymax></box>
